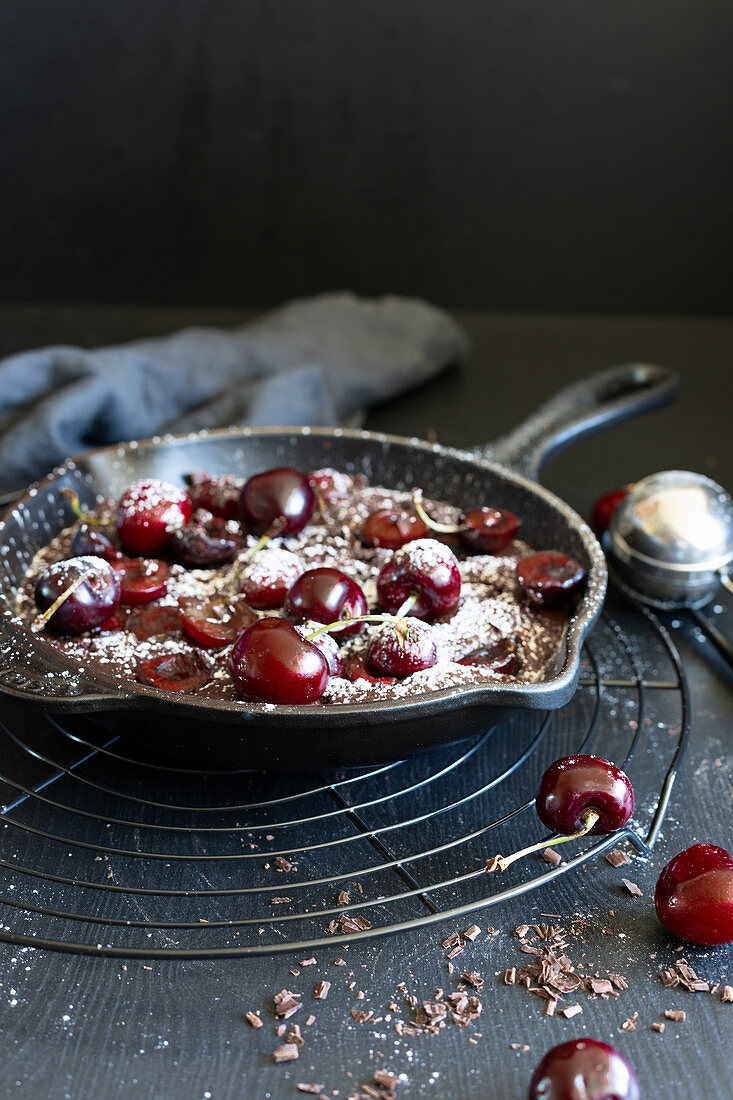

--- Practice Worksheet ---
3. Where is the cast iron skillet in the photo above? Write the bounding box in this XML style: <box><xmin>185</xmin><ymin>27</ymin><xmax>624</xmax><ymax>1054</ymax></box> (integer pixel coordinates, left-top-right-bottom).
<box><xmin>0</xmin><ymin>364</ymin><xmax>677</xmax><ymax>766</ymax></box>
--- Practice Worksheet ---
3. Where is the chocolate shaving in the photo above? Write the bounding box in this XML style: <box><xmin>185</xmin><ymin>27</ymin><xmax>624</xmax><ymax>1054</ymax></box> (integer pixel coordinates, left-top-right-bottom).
<box><xmin>337</xmin><ymin>890</ymin><xmax>350</xmax><ymax>905</ymax></box>
<box><xmin>464</xmin><ymin>925</ymin><xmax>481</xmax><ymax>941</ymax></box>
<box><xmin>606</xmin><ymin>849</ymin><xmax>632</xmax><ymax>867</ymax></box>
<box><xmin>296</xmin><ymin>1086</ymin><xmax>325</xmax><ymax>1095</ymax></box>
<box><xmin>274</xmin><ymin>856</ymin><xmax>296</xmax><ymax>872</ymax></box>
<box><xmin>621</xmin><ymin>878</ymin><xmax>643</xmax><ymax>897</ymax></box>
<box><xmin>274</xmin><ymin>989</ymin><xmax>302</xmax><ymax>1019</ymax></box>
<box><xmin>504</xmin><ymin>968</ymin><xmax>517</xmax><ymax>986</ymax></box>
<box><xmin>286</xmin><ymin>1024</ymin><xmax>305</xmax><ymax>1047</ymax></box>
<box><xmin>350</xmin><ymin>1009</ymin><xmax>373</xmax><ymax>1023</ymax></box>
<box><xmin>461</xmin><ymin>971</ymin><xmax>484</xmax><ymax>992</ymax></box>
<box><xmin>339</xmin><ymin>913</ymin><xmax>372</xmax><ymax>933</ymax></box>
<box><xmin>722</xmin><ymin>986</ymin><xmax>733</xmax><ymax>1003</ymax></box>
<box><xmin>244</xmin><ymin>1011</ymin><xmax>263</xmax><ymax>1028</ymax></box>
<box><xmin>374</xmin><ymin>1070</ymin><xmax>400</xmax><ymax>1089</ymax></box>
<box><xmin>541</xmin><ymin>848</ymin><xmax>562</xmax><ymax>866</ymax></box>
<box><xmin>272</xmin><ymin>1043</ymin><xmax>299</xmax><ymax>1062</ymax></box>
<box><xmin>664</xmin><ymin>1009</ymin><xmax>687</xmax><ymax>1021</ymax></box>
<box><xmin>300</xmin><ymin>957</ymin><xmax>317</xmax><ymax>967</ymax></box>
<box><xmin>621</xmin><ymin>1012</ymin><xmax>639</xmax><ymax>1031</ymax></box>
<box><xmin>652</xmin><ymin>1021</ymin><xmax>665</xmax><ymax>1033</ymax></box>
<box><xmin>561</xmin><ymin>1004</ymin><xmax>583</xmax><ymax>1019</ymax></box>
<box><xmin>314</xmin><ymin>980</ymin><xmax>331</xmax><ymax>1000</ymax></box>
<box><xmin>270</xmin><ymin>896</ymin><xmax>292</xmax><ymax>904</ymax></box>
<box><xmin>589</xmin><ymin>979</ymin><xmax>614</xmax><ymax>995</ymax></box>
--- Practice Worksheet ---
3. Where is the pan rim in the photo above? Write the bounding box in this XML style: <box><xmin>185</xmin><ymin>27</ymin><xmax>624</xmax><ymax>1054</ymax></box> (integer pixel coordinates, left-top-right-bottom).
<box><xmin>0</xmin><ymin>424</ymin><xmax>607</xmax><ymax>720</ymax></box>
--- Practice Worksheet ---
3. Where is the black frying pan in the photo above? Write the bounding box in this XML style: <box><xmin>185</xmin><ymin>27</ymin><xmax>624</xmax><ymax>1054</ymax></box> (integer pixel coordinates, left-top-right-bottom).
<box><xmin>0</xmin><ymin>364</ymin><xmax>677</xmax><ymax>766</ymax></box>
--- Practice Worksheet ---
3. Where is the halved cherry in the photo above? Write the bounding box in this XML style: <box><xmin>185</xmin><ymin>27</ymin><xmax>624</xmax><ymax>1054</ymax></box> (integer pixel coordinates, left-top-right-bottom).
<box><xmin>342</xmin><ymin>654</ymin><xmax>398</xmax><ymax>687</ymax></box>
<box><xmin>362</xmin><ymin>508</ymin><xmax>430</xmax><ymax>550</ymax></box>
<box><xmin>127</xmin><ymin>605</ymin><xmax>183</xmax><ymax>640</ymax></box>
<box><xmin>459</xmin><ymin>508</ymin><xmax>520</xmax><ymax>553</ymax></box>
<box><xmin>457</xmin><ymin>637</ymin><xmax>518</xmax><ymax>674</ymax></box>
<box><xmin>516</xmin><ymin>551</ymin><xmax>586</xmax><ymax>606</ymax></box>
<box><xmin>179</xmin><ymin>594</ymin><xmax>257</xmax><ymax>648</ymax></box>
<box><xmin>135</xmin><ymin>652</ymin><xmax>211</xmax><ymax>692</ymax></box>
<box><xmin>168</xmin><ymin>509</ymin><xmax>242</xmax><ymax>567</ymax></box>
<box><xmin>111</xmin><ymin>558</ymin><xmax>169</xmax><ymax>605</ymax></box>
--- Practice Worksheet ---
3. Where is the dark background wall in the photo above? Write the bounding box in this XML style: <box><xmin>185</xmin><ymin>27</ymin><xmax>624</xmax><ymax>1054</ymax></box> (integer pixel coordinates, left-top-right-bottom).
<box><xmin>1</xmin><ymin>1</ymin><xmax>731</xmax><ymax>312</ymax></box>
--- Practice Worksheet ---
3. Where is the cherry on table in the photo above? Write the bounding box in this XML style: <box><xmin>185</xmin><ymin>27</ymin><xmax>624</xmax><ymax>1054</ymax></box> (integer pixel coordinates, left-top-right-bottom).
<box><xmin>116</xmin><ymin>479</ymin><xmax>192</xmax><ymax>556</ymax></box>
<box><xmin>654</xmin><ymin>843</ymin><xmax>733</xmax><ymax>946</ymax></box>
<box><xmin>240</xmin><ymin>467</ymin><xmax>315</xmax><ymax>537</ymax></box>
<box><xmin>71</xmin><ymin>524</ymin><xmax>123</xmax><ymax>562</ymax></box>
<box><xmin>592</xmin><ymin>487</ymin><xmax>629</xmax><ymax>534</ymax></box>
<box><xmin>457</xmin><ymin>637</ymin><xmax>518</xmax><ymax>674</ymax></box>
<box><xmin>136</xmin><ymin>652</ymin><xmax>211</xmax><ymax>692</ymax></box>
<box><xmin>536</xmin><ymin>755</ymin><xmax>634</xmax><ymax>835</ymax></box>
<box><xmin>459</xmin><ymin>507</ymin><xmax>520</xmax><ymax>553</ymax></box>
<box><xmin>366</xmin><ymin>620</ymin><xmax>437</xmax><ymax>676</ymax></box>
<box><xmin>111</xmin><ymin>557</ymin><xmax>169</xmax><ymax>605</ymax></box>
<box><xmin>168</xmin><ymin>509</ymin><xmax>242</xmax><ymax>567</ymax></box>
<box><xmin>516</xmin><ymin>551</ymin><xmax>586</xmax><ymax>607</ymax></box>
<box><xmin>185</xmin><ymin>471</ymin><xmax>244</xmax><ymax>520</ymax></box>
<box><xmin>376</xmin><ymin>538</ymin><xmax>461</xmax><ymax>621</ymax></box>
<box><xmin>229</xmin><ymin>618</ymin><xmax>330</xmax><ymax>704</ymax></box>
<box><xmin>34</xmin><ymin>556</ymin><xmax>121</xmax><ymax>635</ymax></box>
<box><xmin>362</xmin><ymin>508</ymin><xmax>430</xmax><ymax>550</ymax></box>
<box><xmin>238</xmin><ymin>547</ymin><xmax>304</xmax><ymax>610</ymax></box>
<box><xmin>283</xmin><ymin>567</ymin><xmax>368</xmax><ymax>637</ymax></box>
<box><xmin>179</xmin><ymin>594</ymin><xmax>257</xmax><ymax>649</ymax></box>
<box><xmin>529</xmin><ymin>1038</ymin><xmax>640</xmax><ymax>1100</ymax></box>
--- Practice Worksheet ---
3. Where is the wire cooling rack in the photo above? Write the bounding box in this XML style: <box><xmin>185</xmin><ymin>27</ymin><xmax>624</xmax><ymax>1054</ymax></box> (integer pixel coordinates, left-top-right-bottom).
<box><xmin>0</xmin><ymin>594</ymin><xmax>689</xmax><ymax>959</ymax></box>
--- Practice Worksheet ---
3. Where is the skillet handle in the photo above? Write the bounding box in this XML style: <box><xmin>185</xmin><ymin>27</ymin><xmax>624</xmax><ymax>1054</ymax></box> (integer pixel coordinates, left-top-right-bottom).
<box><xmin>479</xmin><ymin>364</ymin><xmax>679</xmax><ymax>481</ymax></box>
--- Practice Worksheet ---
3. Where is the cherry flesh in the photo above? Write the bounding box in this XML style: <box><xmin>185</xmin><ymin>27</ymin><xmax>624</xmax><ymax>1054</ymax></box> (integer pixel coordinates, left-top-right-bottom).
<box><xmin>342</xmin><ymin>654</ymin><xmax>397</xmax><ymax>687</ymax></box>
<box><xmin>34</xmin><ymin>556</ymin><xmax>121</xmax><ymax>635</ymax></box>
<box><xmin>376</xmin><ymin>538</ymin><xmax>461</xmax><ymax>621</ymax></box>
<box><xmin>459</xmin><ymin>507</ymin><xmax>520</xmax><ymax>553</ymax></box>
<box><xmin>168</xmin><ymin>509</ymin><xmax>242</xmax><ymax>567</ymax></box>
<box><xmin>136</xmin><ymin>652</ymin><xmax>211</xmax><ymax>692</ymax></box>
<box><xmin>111</xmin><ymin>558</ymin><xmax>169</xmax><ymax>605</ymax></box>
<box><xmin>457</xmin><ymin>637</ymin><xmax>518</xmax><ymax>674</ymax></box>
<box><xmin>116</xmin><ymin>480</ymin><xmax>192</xmax><ymax>556</ymax></box>
<box><xmin>238</xmin><ymin>548</ymin><xmax>304</xmax><ymax>610</ymax></box>
<box><xmin>179</xmin><ymin>595</ymin><xmax>257</xmax><ymax>649</ymax></box>
<box><xmin>283</xmin><ymin>567</ymin><xmax>368</xmax><ymax>638</ymax></box>
<box><xmin>654</xmin><ymin>843</ymin><xmax>733</xmax><ymax>946</ymax></box>
<box><xmin>536</xmin><ymin>755</ymin><xmax>634</xmax><ymax>836</ymax></box>
<box><xmin>366</xmin><ymin>620</ymin><xmax>437</xmax><ymax>676</ymax></box>
<box><xmin>71</xmin><ymin>524</ymin><xmax>123</xmax><ymax>562</ymax></box>
<box><xmin>240</xmin><ymin>467</ymin><xmax>315</xmax><ymax>537</ymax></box>
<box><xmin>127</xmin><ymin>605</ymin><xmax>182</xmax><ymax>640</ymax></box>
<box><xmin>185</xmin><ymin>471</ymin><xmax>244</xmax><ymax>520</ymax></box>
<box><xmin>362</xmin><ymin>508</ymin><xmax>430</xmax><ymax>550</ymax></box>
<box><xmin>529</xmin><ymin>1038</ymin><xmax>640</xmax><ymax>1100</ymax></box>
<box><xmin>229</xmin><ymin>618</ymin><xmax>329</xmax><ymax>704</ymax></box>
<box><xmin>294</xmin><ymin>624</ymin><xmax>344</xmax><ymax>676</ymax></box>
<box><xmin>516</xmin><ymin>551</ymin><xmax>586</xmax><ymax>607</ymax></box>
<box><xmin>592</xmin><ymin>487</ymin><xmax>628</xmax><ymax>534</ymax></box>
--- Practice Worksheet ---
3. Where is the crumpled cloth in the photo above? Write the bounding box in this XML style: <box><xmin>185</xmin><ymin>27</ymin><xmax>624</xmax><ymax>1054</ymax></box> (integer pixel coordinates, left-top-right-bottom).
<box><xmin>0</xmin><ymin>292</ymin><xmax>468</xmax><ymax>494</ymax></box>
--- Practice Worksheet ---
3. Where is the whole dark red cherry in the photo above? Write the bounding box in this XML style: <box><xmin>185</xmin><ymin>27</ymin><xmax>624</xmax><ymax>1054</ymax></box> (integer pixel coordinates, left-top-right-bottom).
<box><xmin>376</xmin><ymin>538</ymin><xmax>461</xmax><ymax>621</ymax></box>
<box><xmin>654</xmin><ymin>843</ymin><xmax>733</xmax><ymax>946</ymax></box>
<box><xmin>294</xmin><ymin>624</ymin><xmax>344</xmax><ymax>677</ymax></box>
<box><xmin>116</xmin><ymin>480</ymin><xmax>192</xmax><ymax>556</ymax></box>
<box><xmin>536</xmin><ymin>755</ymin><xmax>634</xmax><ymax>835</ymax></box>
<box><xmin>592</xmin><ymin>487</ymin><xmax>629</xmax><ymax>534</ymax></box>
<box><xmin>307</xmin><ymin>468</ymin><xmax>354</xmax><ymax>503</ymax></box>
<box><xmin>457</xmin><ymin>637</ymin><xmax>518</xmax><ymax>674</ymax></box>
<box><xmin>458</xmin><ymin>508</ymin><xmax>520</xmax><ymax>553</ymax></box>
<box><xmin>136</xmin><ymin>652</ymin><xmax>211</xmax><ymax>692</ymax></box>
<box><xmin>238</xmin><ymin>547</ymin><xmax>304</xmax><ymax>610</ymax></box>
<box><xmin>283</xmin><ymin>567</ymin><xmax>368</xmax><ymax>638</ymax></box>
<box><xmin>342</xmin><ymin>654</ymin><xmax>397</xmax><ymax>687</ymax></box>
<box><xmin>366</xmin><ymin>620</ymin><xmax>437</xmax><ymax>676</ymax></box>
<box><xmin>168</xmin><ymin>509</ymin><xmax>242</xmax><ymax>567</ymax></box>
<box><xmin>362</xmin><ymin>508</ymin><xmax>430</xmax><ymax>550</ymax></box>
<box><xmin>71</xmin><ymin>524</ymin><xmax>123</xmax><ymax>562</ymax></box>
<box><xmin>185</xmin><ymin>471</ymin><xmax>244</xmax><ymax>520</ymax></box>
<box><xmin>111</xmin><ymin>558</ymin><xmax>169</xmax><ymax>605</ymax></box>
<box><xmin>179</xmin><ymin>594</ymin><xmax>257</xmax><ymax>649</ymax></box>
<box><xmin>516</xmin><ymin>551</ymin><xmax>586</xmax><ymax>606</ymax></box>
<box><xmin>529</xmin><ymin>1038</ymin><xmax>640</xmax><ymax>1100</ymax></box>
<box><xmin>240</xmin><ymin>467</ymin><xmax>315</xmax><ymax>537</ymax></box>
<box><xmin>34</xmin><ymin>556</ymin><xmax>121</xmax><ymax>635</ymax></box>
<box><xmin>229</xmin><ymin>618</ymin><xmax>329</xmax><ymax>704</ymax></box>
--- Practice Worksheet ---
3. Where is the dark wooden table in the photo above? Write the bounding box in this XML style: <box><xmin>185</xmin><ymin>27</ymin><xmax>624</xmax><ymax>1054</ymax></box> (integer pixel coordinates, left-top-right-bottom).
<box><xmin>0</xmin><ymin>307</ymin><xmax>731</xmax><ymax>1099</ymax></box>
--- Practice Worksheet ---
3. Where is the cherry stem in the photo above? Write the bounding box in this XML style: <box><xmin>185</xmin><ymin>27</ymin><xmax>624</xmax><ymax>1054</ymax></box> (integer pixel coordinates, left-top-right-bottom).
<box><xmin>31</xmin><ymin>568</ymin><xmax>97</xmax><ymax>633</ymax></box>
<box><xmin>485</xmin><ymin>809</ymin><xmax>601</xmax><ymax>874</ymax></box>
<box><xmin>231</xmin><ymin>516</ymin><xmax>287</xmax><ymax>586</ymax></box>
<box><xmin>304</xmin><ymin>595</ymin><xmax>418</xmax><ymax>641</ymax></box>
<box><xmin>413</xmin><ymin>489</ymin><xmax>461</xmax><ymax>535</ymax></box>
<box><xmin>61</xmin><ymin>488</ymin><xmax>114</xmax><ymax>527</ymax></box>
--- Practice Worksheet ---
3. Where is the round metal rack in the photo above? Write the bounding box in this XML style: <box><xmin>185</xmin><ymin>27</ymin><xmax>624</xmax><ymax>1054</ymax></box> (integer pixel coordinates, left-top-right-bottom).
<box><xmin>0</xmin><ymin>596</ymin><xmax>689</xmax><ymax>959</ymax></box>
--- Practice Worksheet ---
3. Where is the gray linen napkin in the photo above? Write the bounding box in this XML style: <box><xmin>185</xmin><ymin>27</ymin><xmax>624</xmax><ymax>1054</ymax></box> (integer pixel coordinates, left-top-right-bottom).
<box><xmin>0</xmin><ymin>293</ymin><xmax>468</xmax><ymax>495</ymax></box>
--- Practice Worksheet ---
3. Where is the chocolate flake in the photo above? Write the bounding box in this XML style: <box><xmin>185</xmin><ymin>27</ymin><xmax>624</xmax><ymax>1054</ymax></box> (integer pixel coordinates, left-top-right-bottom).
<box><xmin>374</xmin><ymin>1070</ymin><xmax>400</xmax><ymax>1089</ymax></box>
<box><xmin>446</xmin><ymin>946</ymin><xmax>464</xmax><ymax>960</ymax></box>
<box><xmin>462</xmin><ymin>971</ymin><xmax>484</xmax><ymax>992</ymax></box>
<box><xmin>621</xmin><ymin>1012</ymin><xmax>639</xmax><ymax>1031</ymax></box>
<box><xmin>300</xmin><ymin>957</ymin><xmax>317</xmax><ymax>967</ymax></box>
<box><xmin>296</xmin><ymin>1086</ymin><xmax>325</xmax><ymax>1095</ymax></box>
<box><xmin>542</xmin><ymin>847</ymin><xmax>562</xmax><ymax>866</ymax></box>
<box><xmin>589</xmin><ymin>979</ymin><xmax>614</xmax><ymax>996</ymax></box>
<box><xmin>340</xmin><ymin>913</ymin><xmax>372</xmax><ymax>933</ymax></box>
<box><xmin>314</xmin><ymin>981</ymin><xmax>331</xmax><ymax>1000</ymax></box>
<box><xmin>270</xmin><ymin>896</ymin><xmax>292</xmax><ymax>904</ymax></box>
<box><xmin>286</xmin><ymin>1024</ymin><xmax>305</xmax><ymax>1047</ymax></box>
<box><xmin>350</xmin><ymin>1009</ymin><xmax>373</xmax><ymax>1023</ymax></box>
<box><xmin>621</xmin><ymin>878</ymin><xmax>643</xmax><ymax>897</ymax></box>
<box><xmin>274</xmin><ymin>856</ymin><xmax>296</xmax><ymax>872</ymax></box>
<box><xmin>305</xmin><ymin>1014</ymin><xmax>316</xmax><ymax>1026</ymax></box>
<box><xmin>606</xmin><ymin>849</ymin><xmax>632</xmax><ymax>867</ymax></box>
<box><xmin>337</xmin><ymin>890</ymin><xmax>350</xmax><ymax>906</ymax></box>
<box><xmin>561</xmin><ymin>1004</ymin><xmax>583</xmax><ymax>1019</ymax></box>
<box><xmin>464</xmin><ymin>925</ymin><xmax>481</xmax><ymax>941</ymax></box>
<box><xmin>722</xmin><ymin>986</ymin><xmax>733</xmax><ymax>1003</ymax></box>
<box><xmin>274</xmin><ymin>989</ymin><xmax>302</xmax><ymax>1019</ymax></box>
<box><xmin>244</xmin><ymin>1011</ymin><xmax>263</xmax><ymax>1028</ymax></box>
<box><xmin>664</xmin><ymin>1009</ymin><xmax>687</xmax><ymax>1022</ymax></box>
<box><xmin>652</xmin><ymin>1021</ymin><xmax>665</xmax><ymax>1033</ymax></box>
<box><xmin>272</xmin><ymin>1043</ymin><xmax>299</xmax><ymax>1063</ymax></box>
<box><xmin>504</xmin><ymin>968</ymin><xmax>517</xmax><ymax>986</ymax></box>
